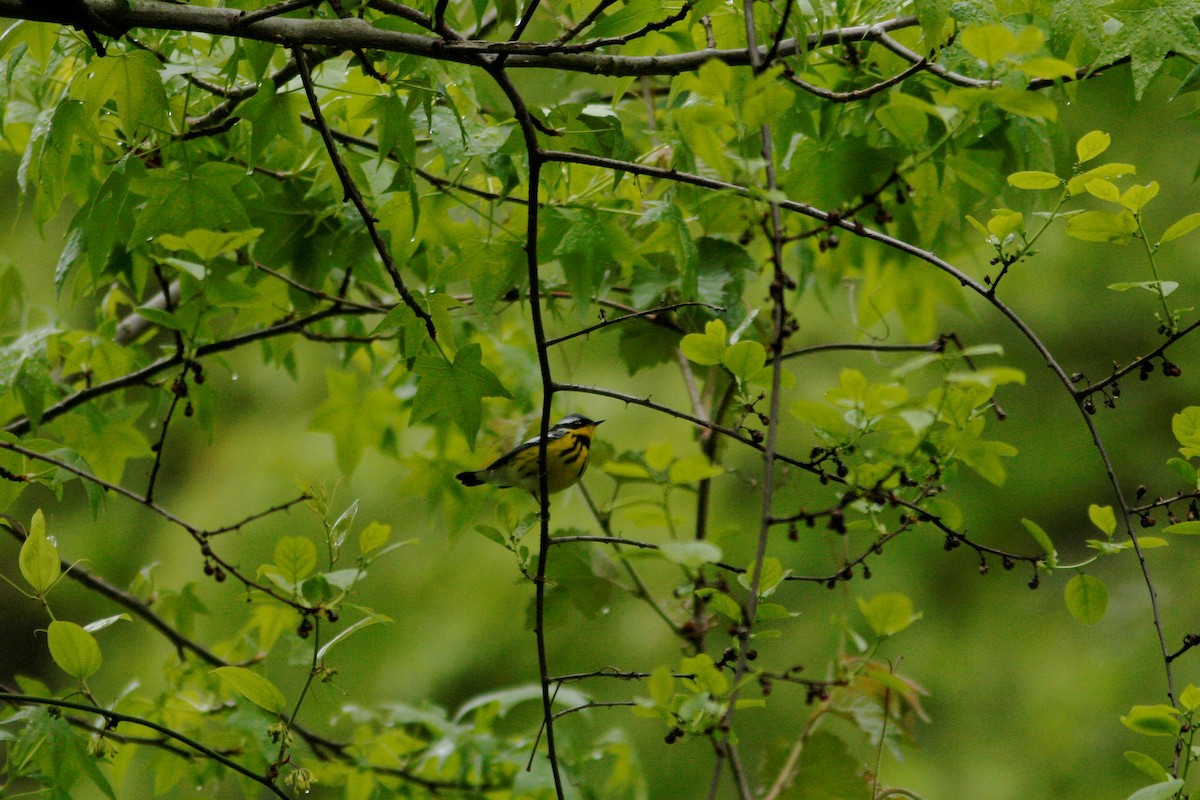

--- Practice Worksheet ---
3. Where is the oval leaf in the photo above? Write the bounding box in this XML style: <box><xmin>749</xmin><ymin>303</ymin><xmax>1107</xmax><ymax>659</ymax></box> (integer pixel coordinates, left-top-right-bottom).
<box><xmin>19</xmin><ymin>509</ymin><xmax>60</xmax><ymax>593</ymax></box>
<box><xmin>1007</xmin><ymin>170</ymin><xmax>1061</xmax><ymax>190</ymax></box>
<box><xmin>1075</xmin><ymin>130</ymin><xmax>1111</xmax><ymax>163</ymax></box>
<box><xmin>659</xmin><ymin>540</ymin><xmax>723</xmax><ymax>569</ymax></box>
<box><xmin>1126</xmin><ymin>779</ymin><xmax>1185</xmax><ymax>800</ymax></box>
<box><xmin>1163</xmin><ymin>520</ymin><xmax>1200</xmax><ymax>535</ymax></box>
<box><xmin>1120</xmin><ymin>704</ymin><xmax>1180</xmax><ymax>737</ymax></box>
<box><xmin>1021</xmin><ymin>518</ymin><xmax>1058</xmax><ymax>567</ymax></box>
<box><xmin>1088</xmin><ymin>504</ymin><xmax>1117</xmax><ymax>537</ymax></box>
<box><xmin>1160</xmin><ymin>212</ymin><xmax>1200</xmax><ymax>244</ymax></box>
<box><xmin>212</xmin><ymin>666</ymin><xmax>286</xmax><ymax>714</ymax></box>
<box><xmin>1065</xmin><ymin>574</ymin><xmax>1108</xmax><ymax>625</ymax></box>
<box><xmin>274</xmin><ymin>536</ymin><xmax>318</xmax><ymax>583</ymax></box>
<box><xmin>1066</xmin><ymin>210</ymin><xmax>1138</xmax><ymax>243</ymax></box>
<box><xmin>1124</xmin><ymin>751</ymin><xmax>1170</xmax><ymax>783</ymax></box>
<box><xmin>856</xmin><ymin>592</ymin><xmax>921</xmax><ymax>637</ymax></box>
<box><xmin>47</xmin><ymin>620</ymin><xmax>102</xmax><ymax>680</ymax></box>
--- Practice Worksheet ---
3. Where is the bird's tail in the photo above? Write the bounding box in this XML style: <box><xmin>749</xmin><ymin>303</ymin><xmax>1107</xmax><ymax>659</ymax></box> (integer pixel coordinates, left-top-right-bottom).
<box><xmin>456</xmin><ymin>471</ymin><xmax>484</xmax><ymax>487</ymax></box>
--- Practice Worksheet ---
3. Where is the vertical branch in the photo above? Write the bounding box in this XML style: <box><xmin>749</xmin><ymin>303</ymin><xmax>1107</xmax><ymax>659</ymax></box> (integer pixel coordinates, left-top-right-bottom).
<box><xmin>708</xmin><ymin>0</ymin><xmax>791</xmax><ymax>797</ymax></box>
<box><xmin>487</xmin><ymin>65</ymin><xmax>566</xmax><ymax>800</ymax></box>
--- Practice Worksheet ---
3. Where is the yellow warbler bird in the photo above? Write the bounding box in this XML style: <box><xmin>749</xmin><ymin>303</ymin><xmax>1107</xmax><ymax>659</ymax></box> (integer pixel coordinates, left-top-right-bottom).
<box><xmin>455</xmin><ymin>414</ymin><xmax>603</xmax><ymax>496</ymax></box>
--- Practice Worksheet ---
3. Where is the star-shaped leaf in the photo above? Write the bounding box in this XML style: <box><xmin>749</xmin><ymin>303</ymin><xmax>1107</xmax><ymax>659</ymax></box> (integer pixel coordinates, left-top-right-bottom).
<box><xmin>410</xmin><ymin>344</ymin><xmax>511</xmax><ymax>448</ymax></box>
<box><xmin>310</xmin><ymin>368</ymin><xmax>404</xmax><ymax>474</ymax></box>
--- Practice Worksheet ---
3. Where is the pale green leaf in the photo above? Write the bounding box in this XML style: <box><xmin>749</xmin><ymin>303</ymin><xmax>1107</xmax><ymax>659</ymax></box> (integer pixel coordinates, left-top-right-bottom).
<box><xmin>1124</xmin><ymin>751</ymin><xmax>1170</xmax><ymax>783</ymax></box>
<box><xmin>1120</xmin><ymin>704</ymin><xmax>1180</xmax><ymax>737</ymax></box>
<box><xmin>856</xmin><ymin>592</ymin><xmax>921</xmax><ymax>637</ymax></box>
<box><xmin>1007</xmin><ymin>170</ymin><xmax>1061</xmax><ymax>190</ymax></box>
<box><xmin>1075</xmin><ymin>131</ymin><xmax>1111</xmax><ymax>163</ymax></box>
<box><xmin>1125</xmin><ymin>780</ymin><xmax>1186</xmax><ymax>800</ymax></box>
<box><xmin>47</xmin><ymin>620</ymin><xmax>102</xmax><ymax>680</ymax></box>
<box><xmin>358</xmin><ymin>521</ymin><xmax>392</xmax><ymax>554</ymax></box>
<box><xmin>212</xmin><ymin>666</ymin><xmax>286</xmax><ymax>714</ymax></box>
<box><xmin>1088</xmin><ymin>504</ymin><xmax>1117</xmax><ymax>536</ymax></box>
<box><xmin>1021</xmin><ymin>518</ymin><xmax>1058</xmax><ymax>567</ymax></box>
<box><xmin>1159</xmin><ymin>213</ymin><xmax>1200</xmax><ymax>244</ymax></box>
<box><xmin>1066</xmin><ymin>210</ymin><xmax>1138</xmax><ymax>243</ymax></box>
<box><xmin>960</xmin><ymin>24</ymin><xmax>1017</xmax><ymax>65</ymax></box>
<box><xmin>19</xmin><ymin>508</ymin><xmax>59</xmax><ymax>593</ymax></box>
<box><xmin>1065</xmin><ymin>574</ymin><xmax>1108</xmax><ymax>625</ymax></box>
<box><xmin>274</xmin><ymin>536</ymin><xmax>317</xmax><ymax>583</ymax></box>
<box><xmin>722</xmin><ymin>340</ymin><xmax>766</xmax><ymax>383</ymax></box>
<box><xmin>658</xmin><ymin>540</ymin><xmax>723</xmax><ymax>569</ymax></box>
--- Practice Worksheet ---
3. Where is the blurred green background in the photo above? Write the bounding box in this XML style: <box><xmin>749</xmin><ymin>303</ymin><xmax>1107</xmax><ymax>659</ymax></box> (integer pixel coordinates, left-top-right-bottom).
<box><xmin>3</xmin><ymin>65</ymin><xmax>1200</xmax><ymax>799</ymax></box>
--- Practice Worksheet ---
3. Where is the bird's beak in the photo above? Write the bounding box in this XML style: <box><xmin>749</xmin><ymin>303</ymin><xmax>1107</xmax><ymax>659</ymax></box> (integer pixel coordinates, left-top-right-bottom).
<box><xmin>594</xmin><ymin>419</ymin><xmax>605</xmax><ymax>425</ymax></box>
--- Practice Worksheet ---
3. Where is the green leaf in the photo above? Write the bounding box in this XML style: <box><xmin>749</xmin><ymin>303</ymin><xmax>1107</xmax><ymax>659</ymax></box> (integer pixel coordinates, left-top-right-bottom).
<box><xmin>130</xmin><ymin>163</ymin><xmax>251</xmax><ymax>241</ymax></box>
<box><xmin>1018</xmin><ymin>56</ymin><xmax>1077</xmax><ymax>79</ymax></box>
<box><xmin>1020</xmin><ymin>519</ymin><xmax>1058</xmax><ymax>567</ymax></box>
<box><xmin>1125</xmin><ymin>779</ymin><xmax>1185</xmax><ymax>800</ymax></box>
<box><xmin>236</xmin><ymin>81</ymin><xmax>307</xmax><ymax>158</ymax></box>
<box><xmin>1108</xmin><ymin>281</ymin><xmax>1178</xmax><ymax>297</ymax></box>
<box><xmin>1166</xmin><ymin>457</ymin><xmax>1198</xmax><ymax>486</ymax></box>
<box><xmin>647</xmin><ymin>665</ymin><xmax>675</xmax><ymax>705</ymax></box>
<box><xmin>1180</xmin><ymin>684</ymin><xmax>1200</xmax><ymax>711</ymax></box>
<box><xmin>359</xmin><ymin>521</ymin><xmax>392</xmax><ymax>554</ymax></box>
<box><xmin>317</xmin><ymin>614</ymin><xmax>391</xmax><ymax>661</ymax></box>
<box><xmin>658</xmin><ymin>540</ymin><xmax>723</xmax><ymax>569</ymax></box>
<box><xmin>680</xmin><ymin>319</ymin><xmax>727</xmax><ymax>366</ymax></box>
<box><xmin>1088</xmin><ymin>504</ymin><xmax>1117</xmax><ymax>537</ymax></box>
<box><xmin>1067</xmin><ymin>163</ymin><xmax>1137</xmax><ymax>196</ymax></box>
<box><xmin>667</xmin><ymin>455</ymin><xmax>724</xmax><ymax>485</ymax></box>
<box><xmin>986</xmin><ymin>208</ymin><xmax>1024</xmax><ymax>239</ymax></box>
<box><xmin>1065</xmin><ymin>574</ymin><xmax>1108</xmax><ymax>625</ymax></box>
<box><xmin>1066</xmin><ymin>210</ymin><xmax>1138</xmax><ymax>243</ymax></box>
<box><xmin>156</xmin><ymin>228</ymin><xmax>264</xmax><ymax>261</ymax></box>
<box><xmin>1007</xmin><ymin>171</ymin><xmax>1061</xmax><ymax>190</ymax></box>
<box><xmin>1084</xmin><ymin>178</ymin><xmax>1122</xmax><ymax>203</ymax></box>
<box><xmin>1075</xmin><ymin>131</ymin><xmax>1111</xmax><ymax>163</ymax></box>
<box><xmin>274</xmin><ymin>536</ymin><xmax>317</xmax><ymax>583</ymax></box>
<box><xmin>960</xmin><ymin>24</ymin><xmax>1017</xmax><ymax>65</ymax></box>
<box><xmin>602</xmin><ymin>461</ymin><xmax>653</xmax><ymax>480</ymax></box>
<box><xmin>1163</xmin><ymin>521</ymin><xmax>1200</xmax><ymax>535</ymax></box>
<box><xmin>19</xmin><ymin>509</ymin><xmax>59</xmax><ymax>593</ymax></box>
<box><xmin>1120</xmin><ymin>182</ymin><xmax>1159</xmax><ymax>212</ymax></box>
<box><xmin>47</xmin><ymin>620</ymin><xmax>102</xmax><ymax>680</ymax></box>
<box><xmin>698</xmin><ymin>589</ymin><xmax>744</xmax><ymax>622</ymax></box>
<box><xmin>738</xmin><ymin>556</ymin><xmax>788</xmax><ymax>598</ymax></box>
<box><xmin>856</xmin><ymin>592</ymin><xmax>921</xmax><ymax>637</ymax></box>
<box><xmin>410</xmin><ymin>344</ymin><xmax>512</xmax><ymax>449</ymax></box>
<box><xmin>135</xmin><ymin>306</ymin><xmax>184</xmax><ymax>332</ymax></box>
<box><xmin>212</xmin><ymin>666</ymin><xmax>287</xmax><ymax>714</ymax></box>
<box><xmin>721</xmin><ymin>340</ymin><xmax>766</xmax><ymax>383</ymax></box>
<box><xmin>1124</xmin><ymin>751</ymin><xmax>1170</xmax><ymax>783</ymax></box>
<box><xmin>588</xmin><ymin>0</ymin><xmax>663</xmax><ymax>39</ymax></box>
<box><xmin>310</xmin><ymin>368</ymin><xmax>404</xmax><ymax>474</ymax></box>
<box><xmin>76</xmin><ymin>50</ymin><xmax>169</xmax><ymax>134</ymax></box>
<box><xmin>1172</xmin><ymin>407</ymin><xmax>1200</xmax><ymax>458</ymax></box>
<box><xmin>1159</xmin><ymin>212</ymin><xmax>1200</xmax><ymax>244</ymax></box>
<box><xmin>1119</xmin><ymin>704</ymin><xmax>1180</xmax><ymax>737</ymax></box>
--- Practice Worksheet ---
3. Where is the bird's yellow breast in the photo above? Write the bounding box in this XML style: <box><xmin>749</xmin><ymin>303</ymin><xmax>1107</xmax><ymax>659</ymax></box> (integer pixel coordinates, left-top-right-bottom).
<box><xmin>503</xmin><ymin>424</ymin><xmax>596</xmax><ymax>495</ymax></box>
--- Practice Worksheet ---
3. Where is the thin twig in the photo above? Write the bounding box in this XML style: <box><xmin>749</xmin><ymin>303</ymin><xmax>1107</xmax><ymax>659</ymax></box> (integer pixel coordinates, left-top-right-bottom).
<box><xmin>546</xmin><ymin>301</ymin><xmax>721</xmax><ymax>347</ymax></box>
<box><xmin>292</xmin><ymin>45</ymin><xmax>439</xmax><ymax>345</ymax></box>
<box><xmin>0</xmin><ymin>693</ymin><xmax>290</xmax><ymax>799</ymax></box>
